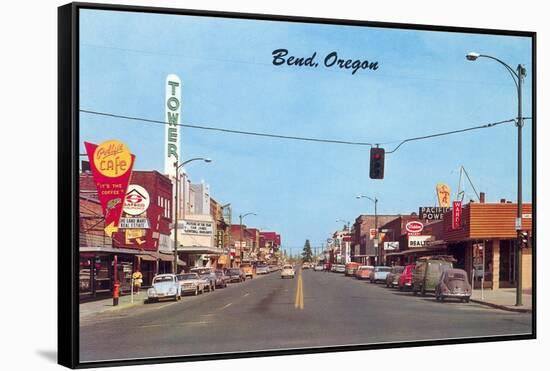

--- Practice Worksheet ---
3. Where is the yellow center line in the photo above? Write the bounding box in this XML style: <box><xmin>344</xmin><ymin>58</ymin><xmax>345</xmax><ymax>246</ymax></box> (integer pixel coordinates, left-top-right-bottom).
<box><xmin>294</xmin><ymin>271</ymin><xmax>304</xmax><ymax>310</ymax></box>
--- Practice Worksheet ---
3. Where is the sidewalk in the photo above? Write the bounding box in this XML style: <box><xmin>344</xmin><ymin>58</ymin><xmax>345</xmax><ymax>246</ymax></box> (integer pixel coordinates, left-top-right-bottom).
<box><xmin>470</xmin><ymin>288</ymin><xmax>532</xmax><ymax>313</ymax></box>
<box><xmin>80</xmin><ymin>290</ymin><xmax>147</xmax><ymax>319</ymax></box>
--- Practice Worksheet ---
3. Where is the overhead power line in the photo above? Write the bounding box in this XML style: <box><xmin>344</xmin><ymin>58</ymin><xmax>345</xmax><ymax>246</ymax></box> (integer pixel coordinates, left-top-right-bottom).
<box><xmin>79</xmin><ymin>109</ymin><xmax>531</xmax><ymax>154</ymax></box>
<box><xmin>79</xmin><ymin>109</ymin><xmax>373</xmax><ymax>147</ymax></box>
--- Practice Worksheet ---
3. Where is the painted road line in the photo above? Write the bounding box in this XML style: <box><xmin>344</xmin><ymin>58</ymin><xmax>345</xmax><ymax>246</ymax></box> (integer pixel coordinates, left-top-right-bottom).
<box><xmin>294</xmin><ymin>273</ymin><xmax>304</xmax><ymax>310</ymax></box>
<box><xmin>220</xmin><ymin>302</ymin><xmax>233</xmax><ymax>310</ymax></box>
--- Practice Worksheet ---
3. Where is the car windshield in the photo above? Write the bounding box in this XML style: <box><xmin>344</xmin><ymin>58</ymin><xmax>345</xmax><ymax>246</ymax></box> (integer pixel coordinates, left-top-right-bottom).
<box><xmin>283</xmin><ymin>266</ymin><xmax>293</xmax><ymax>269</ymax></box>
<box><xmin>377</xmin><ymin>267</ymin><xmax>391</xmax><ymax>272</ymax></box>
<box><xmin>228</xmin><ymin>269</ymin><xmax>240</xmax><ymax>274</ymax></box>
<box><xmin>447</xmin><ymin>272</ymin><xmax>466</xmax><ymax>281</ymax></box>
<box><xmin>178</xmin><ymin>274</ymin><xmax>197</xmax><ymax>280</ymax></box>
<box><xmin>154</xmin><ymin>276</ymin><xmax>174</xmax><ymax>283</ymax></box>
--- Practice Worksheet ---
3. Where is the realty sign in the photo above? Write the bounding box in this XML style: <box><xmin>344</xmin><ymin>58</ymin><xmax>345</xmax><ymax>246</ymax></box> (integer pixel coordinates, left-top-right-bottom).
<box><xmin>408</xmin><ymin>235</ymin><xmax>434</xmax><ymax>248</ymax></box>
<box><xmin>119</xmin><ymin>217</ymin><xmax>150</xmax><ymax>229</ymax></box>
<box><xmin>84</xmin><ymin>140</ymin><xmax>135</xmax><ymax>237</ymax></box>
<box><xmin>123</xmin><ymin>184</ymin><xmax>150</xmax><ymax>216</ymax></box>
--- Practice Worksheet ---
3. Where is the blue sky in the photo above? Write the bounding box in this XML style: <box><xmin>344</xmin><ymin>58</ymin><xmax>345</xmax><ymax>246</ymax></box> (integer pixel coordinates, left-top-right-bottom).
<box><xmin>79</xmin><ymin>9</ymin><xmax>533</xmax><ymax>253</ymax></box>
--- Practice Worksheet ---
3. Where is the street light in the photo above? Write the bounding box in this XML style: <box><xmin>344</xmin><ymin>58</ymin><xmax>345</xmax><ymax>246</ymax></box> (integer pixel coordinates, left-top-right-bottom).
<box><xmin>239</xmin><ymin>212</ymin><xmax>257</xmax><ymax>264</ymax></box>
<box><xmin>356</xmin><ymin>195</ymin><xmax>379</xmax><ymax>265</ymax></box>
<box><xmin>173</xmin><ymin>157</ymin><xmax>212</xmax><ymax>273</ymax></box>
<box><xmin>466</xmin><ymin>52</ymin><xmax>527</xmax><ymax>306</ymax></box>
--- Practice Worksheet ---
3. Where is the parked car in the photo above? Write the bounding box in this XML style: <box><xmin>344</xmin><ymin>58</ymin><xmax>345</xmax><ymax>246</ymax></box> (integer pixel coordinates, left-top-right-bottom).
<box><xmin>177</xmin><ymin>272</ymin><xmax>205</xmax><ymax>296</ymax></box>
<box><xmin>199</xmin><ymin>272</ymin><xmax>217</xmax><ymax>292</ymax></box>
<box><xmin>240</xmin><ymin>263</ymin><xmax>255</xmax><ymax>279</ymax></box>
<box><xmin>334</xmin><ymin>264</ymin><xmax>346</xmax><ymax>273</ymax></box>
<box><xmin>345</xmin><ymin>262</ymin><xmax>361</xmax><ymax>276</ymax></box>
<box><xmin>398</xmin><ymin>264</ymin><xmax>415</xmax><ymax>291</ymax></box>
<box><xmin>386</xmin><ymin>266</ymin><xmax>405</xmax><ymax>288</ymax></box>
<box><xmin>435</xmin><ymin>268</ymin><xmax>472</xmax><ymax>302</ymax></box>
<box><xmin>369</xmin><ymin>266</ymin><xmax>392</xmax><ymax>283</ymax></box>
<box><xmin>314</xmin><ymin>264</ymin><xmax>324</xmax><ymax>271</ymax></box>
<box><xmin>302</xmin><ymin>262</ymin><xmax>311</xmax><ymax>269</ymax></box>
<box><xmin>281</xmin><ymin>264</ymin><xmax>295</xmax><ymax>279</ymax></box>
<box><xmin>355</xmin><ymin>265</ymin><xmax>374</xmax><ymax>280</ymax></box>
<box><xmin>412</xmin><ymin>256</ymin><xmax>455</xmax><ymax>296</ymax></box>
<box><xmin>146</xmin><ymin>274</ymin><xmax>181</xmax><ymax>303</ymax></box>
<box><xmin>226</xmin><ymin>268</ymin><xmax>246</xmax><ymax>283</ymax></box>
<box><xmin>214</xmin><ymin>270</ymin><xmax>229</xmax><ymax>288</ymax></box>
<box><xmin>256</xmin><ymin>264</ymin><xmax>270</xmax><ymax>275</ymax></box>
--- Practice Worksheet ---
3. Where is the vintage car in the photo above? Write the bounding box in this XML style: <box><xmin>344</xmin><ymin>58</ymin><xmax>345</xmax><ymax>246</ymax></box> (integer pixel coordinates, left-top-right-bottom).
<box><xmin>435</xmin><ymin>268</ymin><xmax>472</xmax><ymax>302</ymax></box>
<box><xmin>199</xmin><ymin>272</ymin><xmax>218</xmax><ymax>292</ymax></box>
<box><xmin>385</xmin><ymin>265</ymin><xmax>405</xmax><ymax>288</ymax></box>
<box><xmin>355</xmin><ymin>265</ymin><xmax>374</xmax><ymax>280</ymax></box>
<box><xmin>369</xmin><ymin>266</ymin><xmax>392</xmax><ymax>283</ymax></box>
<box><xmin>226</xmin><ymin>268</ymin><xmax>246</xmax><ymax>283</ymax></box>
<box><xmin>256</xmin><ymin>264</ymin><xmax>270</xmax><ymax>275</ymax></box>
<box><xmin>240</xmin><ymin>263</ymin><xmax>255</xmax><ymax>279</ymax></box>
<box><xmin>177</xmin><ymin>273</ymin><xmax>206</xmax><ymax>296</ymax></box>
<box><xmin>214</xmin><ymin>270</ymin><xmax>229</xmax><ymax>288</ymax></box>
<box><xmin>412</xmin><ymin>256</ymin><xmax>455</xmax><ymax>296</ymax></box>
<box><xmin>398</xmin><ymin>264</ymin><xmax>415</xmax><ymax>291</ymax></box>
<box><xmin>281</xmin><ymin>264</ymin><xmax>295</xmax><ymax>279</ymax></box>
<box><xmin>345</xmin><ymin>262</ymin><xmax>361</xmax><ymax>276</ymax></box>
<box><xmin>146</xmin><ymin>274</ymin><xmax>181</xmax><ymax>303</ymax></box>
<box><xmin>334</xmin><ymin>264</ymin><xmax>346</xmax><ymax>273</ymax></box>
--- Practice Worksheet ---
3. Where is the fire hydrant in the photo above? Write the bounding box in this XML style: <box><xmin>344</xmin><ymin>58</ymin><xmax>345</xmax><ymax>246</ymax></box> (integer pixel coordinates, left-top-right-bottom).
<box><xmin>113</xmin><ymin>281</ymin><xmax>120</xmax><ymax>306</ymax></box>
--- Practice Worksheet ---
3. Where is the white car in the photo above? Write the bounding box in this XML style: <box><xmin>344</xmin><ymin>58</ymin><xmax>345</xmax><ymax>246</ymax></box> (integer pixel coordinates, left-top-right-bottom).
<box><xmin>335</xmin><ymin>264</ymin><xmax>346</xmax><ymax>273</ymax></box>
<box><xmin>146</xmin><ymin>274</ymin><xmax>181</xmax><ymax>303</ymax></box>
<box><xmin>314</xmin><ymin>264</ymin><xmax>324</xmax><ymax>271</ymax></box>
<box><xmin>281</xmin><ymin>264</ymin><xmax>295</xmax><ymax>279</ymax></box>
<box><xmin>177</xmin><ymin>273</ymin><xmax>206</xmax><ymax>296</ymax></box>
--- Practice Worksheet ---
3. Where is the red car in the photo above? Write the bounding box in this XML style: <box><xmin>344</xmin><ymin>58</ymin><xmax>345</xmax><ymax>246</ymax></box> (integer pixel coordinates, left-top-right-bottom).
<box><xmin>398</xmin><ymin>264</ymin><xmax>415</xmax><ymax>290</ymax></box>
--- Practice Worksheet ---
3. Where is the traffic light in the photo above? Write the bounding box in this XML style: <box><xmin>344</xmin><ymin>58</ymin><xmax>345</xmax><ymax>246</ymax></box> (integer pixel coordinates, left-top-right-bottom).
<box><xmin>518</xmin><ymin>230</ymin><xmax>530</xmax><ymax>249</ymax></box>
<box><xmin>369</xmin><ymin>147</ymin><xmax>385</xmax><ymax>179</ymax></box>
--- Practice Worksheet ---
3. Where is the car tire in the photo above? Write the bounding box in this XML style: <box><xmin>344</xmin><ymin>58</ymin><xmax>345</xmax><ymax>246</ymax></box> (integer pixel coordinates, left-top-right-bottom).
<box><xmin>420</xmin><ymin>286</ymin><xmax>426</xmax><ymax>296</ymax></box>
<box><xmin>465</xmin><ymin>297</ymin><xmax>470</xmax><ymax>303</ymax></box>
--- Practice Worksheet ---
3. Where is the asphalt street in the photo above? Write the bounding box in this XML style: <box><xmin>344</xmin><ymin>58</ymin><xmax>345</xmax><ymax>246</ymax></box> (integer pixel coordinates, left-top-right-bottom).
<box><xmin>80</xmin><ymin>268</ymin><xmax>532</xmax><ymax>362</ymax></box>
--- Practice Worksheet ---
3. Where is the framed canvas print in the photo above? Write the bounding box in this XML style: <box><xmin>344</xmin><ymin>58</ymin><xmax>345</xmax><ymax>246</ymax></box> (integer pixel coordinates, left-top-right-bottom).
<box><xmin>58</xmin><ymin>2</ymin><xmax>536</xmax><ymax>368</ymax></box>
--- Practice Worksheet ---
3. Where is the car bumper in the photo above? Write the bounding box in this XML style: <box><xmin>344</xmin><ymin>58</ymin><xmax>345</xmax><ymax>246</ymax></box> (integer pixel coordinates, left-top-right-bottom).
<box><xmin>181</xmin><ymin>287</ymin><xmax>197</xmax><ymax>293</ymax></box>
<box><xmin>441</xmin><ymin>292</ymin><xmax>471</xmax><ymax>298</ymax></box>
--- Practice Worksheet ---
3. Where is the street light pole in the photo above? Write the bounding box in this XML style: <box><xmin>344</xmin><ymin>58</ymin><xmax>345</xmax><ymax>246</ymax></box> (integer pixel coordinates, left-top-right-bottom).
<box><xmin>239</xmin><ymin>212</ymin><xmax>257</xmax><ymax>263</ymax></box>
<box><xmin>173</xmin><ymin>157</ymin><xmax>212</xmax><ymax>274</ymax></box>
<box><xmin>356</xmin><ymin>195</ymin><xmax>379</xmax><ymax>265</ymax></box>
<box><xmin>466</xmin><ymin>52</ymin><xmax>526</xmax><ymax>306</ymax></box>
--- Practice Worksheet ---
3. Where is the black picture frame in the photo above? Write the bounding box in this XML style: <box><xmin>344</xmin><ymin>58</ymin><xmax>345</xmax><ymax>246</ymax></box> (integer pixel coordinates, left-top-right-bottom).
<box><xmin>58</xmin><ymin>2</ymin><xmax>536</xmax><ymax>368</ymax></box>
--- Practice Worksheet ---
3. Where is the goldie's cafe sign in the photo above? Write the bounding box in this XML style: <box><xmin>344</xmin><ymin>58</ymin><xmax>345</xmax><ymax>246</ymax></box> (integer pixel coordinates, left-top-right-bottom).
<box><xmin>84</xmin><ymin>140</ymin><xmax>135</xmax><ymax>237</ymax></box>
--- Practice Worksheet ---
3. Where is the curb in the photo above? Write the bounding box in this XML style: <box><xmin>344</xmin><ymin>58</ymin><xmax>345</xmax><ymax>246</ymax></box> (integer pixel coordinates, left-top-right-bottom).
<box><xmin>470</xmin><ymin>298</ymin><xmax>532</xmax><ymax>313</ymax></box>
<box><xmin>101</xmin><ymin>301</ymin><xmax>143</xmax><ymax>313</ymax></box>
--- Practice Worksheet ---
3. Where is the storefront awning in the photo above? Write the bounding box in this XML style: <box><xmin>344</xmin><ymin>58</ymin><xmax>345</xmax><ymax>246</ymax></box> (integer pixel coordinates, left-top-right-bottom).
<box><xmin>137</xmin><ymin>254</ymin><xmax>157</xmax><ymax>262</ymax></box>
<box><xmin>80</xmin><ymin>246</ymin><xmax>157</xmax><ymax>255</ymax></box>
<box><xmin>385</xmin><ymin>246</ymin><xmax>448</xmax><ymax>257</ymax></box>
<box><xmin>177</xmin><ymin>246</ymin><xmax>224</xmax><ymax>255</ymax></box>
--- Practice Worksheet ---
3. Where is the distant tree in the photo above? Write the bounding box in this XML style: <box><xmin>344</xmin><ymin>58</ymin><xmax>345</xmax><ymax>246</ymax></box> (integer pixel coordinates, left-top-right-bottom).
<box><xmin>302</xmin><ymin>239</ymin><xmax>313</xmax><ymax>262</ymax></box>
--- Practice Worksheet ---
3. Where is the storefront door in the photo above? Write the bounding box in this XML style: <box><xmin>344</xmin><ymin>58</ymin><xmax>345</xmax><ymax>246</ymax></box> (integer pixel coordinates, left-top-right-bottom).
<box><xmin>499</xmin><ymin>240</ymin><xmax>516</xmax><ymax>287</ymax></box>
